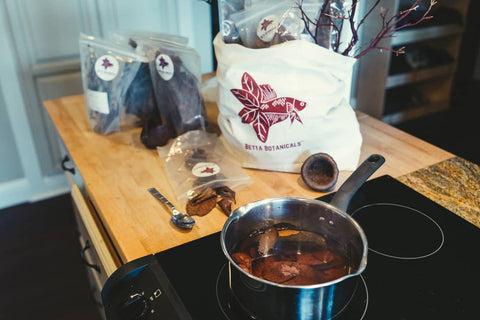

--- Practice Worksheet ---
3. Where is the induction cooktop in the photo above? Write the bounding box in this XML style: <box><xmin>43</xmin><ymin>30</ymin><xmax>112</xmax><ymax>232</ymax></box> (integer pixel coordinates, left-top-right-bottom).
<box><xmin>101</xmin><ymin>175</ymin><xmax>480</xmax><ymax>320</ymax></box>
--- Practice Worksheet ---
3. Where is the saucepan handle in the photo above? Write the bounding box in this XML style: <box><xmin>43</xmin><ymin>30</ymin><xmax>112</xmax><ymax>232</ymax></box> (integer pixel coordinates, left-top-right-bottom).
<box><xmin>330</xmin><ymin>154</ymin><xmax>385</xmax><ymax>213</ymax></box>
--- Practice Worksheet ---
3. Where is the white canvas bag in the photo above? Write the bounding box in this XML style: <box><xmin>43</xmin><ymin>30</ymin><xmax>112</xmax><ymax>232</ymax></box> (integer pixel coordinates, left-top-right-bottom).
<box><xmin>213</xmin><ymin>34</ymin><xmax>362</xmax><ymax>173</ymax></box>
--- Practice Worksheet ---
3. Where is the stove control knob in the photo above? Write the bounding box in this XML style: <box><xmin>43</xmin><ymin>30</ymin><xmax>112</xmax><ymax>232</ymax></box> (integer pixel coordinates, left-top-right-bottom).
<box><xmin>120</xmin><ymin>293</ymin><xmax>150</xmax><ymax>320</ymax></box>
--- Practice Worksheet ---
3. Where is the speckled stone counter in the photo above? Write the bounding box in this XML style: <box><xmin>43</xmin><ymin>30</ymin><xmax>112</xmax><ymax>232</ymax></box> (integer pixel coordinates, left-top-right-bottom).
<box><xmin>398</xmin><ymin>157</ymin><xmax>480</xmax><ymax>228</ymax></box>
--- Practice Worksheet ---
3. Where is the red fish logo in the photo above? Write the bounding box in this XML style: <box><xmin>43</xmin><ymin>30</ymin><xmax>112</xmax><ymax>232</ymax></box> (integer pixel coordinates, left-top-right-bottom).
<box><xmin>101</xmin><ymin>58</ymin><xmax>113</xmax><ymax>69</ymax></box>
<box><xmin>231</xmin><ymin>72</ymin><xmax>306</xmax><ymax>143</ymax></box>
<box><xmin>158</xmin><ymin>57</ymin><xmax>169</xmax><ymax>69</ymax></box>
<box><xmin>260</xmin><ymin>19</ymin><xmax>274</xmax><ymax>31</ymax></box>
<box><xmin>201</xmin><ymin>167</ymin><xmax>215</xmax><ymax>174</ymax></box>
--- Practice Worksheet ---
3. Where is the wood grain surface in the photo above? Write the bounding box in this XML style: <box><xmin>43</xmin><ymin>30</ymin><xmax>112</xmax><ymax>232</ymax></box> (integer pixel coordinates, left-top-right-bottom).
<box><xmin>44</xmin><ymin>94</ymin><xmax>454</xmax><ymax>263</ymax></box>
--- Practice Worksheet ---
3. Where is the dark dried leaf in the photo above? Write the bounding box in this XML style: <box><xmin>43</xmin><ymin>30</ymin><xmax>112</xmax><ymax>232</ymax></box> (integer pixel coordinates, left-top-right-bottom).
<box><xmin>215</xmin><ymin>186</ymin><xmax>236</xmax><ymax>204</ymax></box>
<box><xmin>190</xmin><ymin>188</ymin><xmax>217</xmax><ymax>205</ymax></box>
<box><xmin>217</xmin><ymin>198</ymin><xmax>233</xmax><ymax>216</ymax></box>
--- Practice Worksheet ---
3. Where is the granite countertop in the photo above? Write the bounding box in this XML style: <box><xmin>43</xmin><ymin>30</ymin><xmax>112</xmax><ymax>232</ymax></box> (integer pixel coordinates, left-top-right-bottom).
<box><xmin>398</xmin><ymin>157</ymin><xmax>480</xmax><ymax>228</ymax></box>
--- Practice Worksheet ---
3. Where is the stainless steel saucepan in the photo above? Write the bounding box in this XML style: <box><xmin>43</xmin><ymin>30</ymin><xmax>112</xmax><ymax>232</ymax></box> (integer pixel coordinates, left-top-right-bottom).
<box><xmin>221</xmin><ymin>154</ymin><xmax>385</xmax><ymax>320</ymax></box>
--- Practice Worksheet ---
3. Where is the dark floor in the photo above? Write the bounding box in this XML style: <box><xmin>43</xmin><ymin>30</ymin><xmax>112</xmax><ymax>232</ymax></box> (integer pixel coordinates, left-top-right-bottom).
<box><xmin>0</xmin><ymin>194</ymin><xmax>103</xmax><ymax>320</ymax></box>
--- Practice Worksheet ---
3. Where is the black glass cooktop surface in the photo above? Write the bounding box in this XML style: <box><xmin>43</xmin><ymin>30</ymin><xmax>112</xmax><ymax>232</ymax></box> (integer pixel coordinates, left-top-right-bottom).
<box><xmin>152</xmin><ymin>175</ymin><xmax>480</xmax><ymax>319</ymax></box>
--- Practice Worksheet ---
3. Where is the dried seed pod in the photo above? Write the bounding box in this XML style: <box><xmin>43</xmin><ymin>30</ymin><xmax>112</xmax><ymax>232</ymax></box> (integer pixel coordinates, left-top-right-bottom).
<box><xmin>301</xmin><ymin>153</ymin><xmax>339</xmax><ymax>192</ymax></box>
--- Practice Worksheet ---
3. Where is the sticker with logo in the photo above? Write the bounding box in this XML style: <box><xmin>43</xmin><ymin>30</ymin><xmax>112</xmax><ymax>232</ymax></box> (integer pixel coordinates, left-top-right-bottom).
<box><xmin>257</xmin><ymin>14</ymin><xmax>280</xmax><ymax>42</ymax></box>
<box><xmin>156</xmin><ymin>54</ymin><xmax>174</xmax><ymax>81</ymax></box>
<box><xmin>94</xmin><ymin>55</ymin><xmax>119</xmax><ymax>81</ymax></box>
<box><xmin>192</xmin><ymin>162</ymin><xmax>221</xmax><ymax>177</ymax></box>
<box><xmin>230</xmin><ymin>72</ymin><xmax>307</xmax><ymax>143</ymax></box>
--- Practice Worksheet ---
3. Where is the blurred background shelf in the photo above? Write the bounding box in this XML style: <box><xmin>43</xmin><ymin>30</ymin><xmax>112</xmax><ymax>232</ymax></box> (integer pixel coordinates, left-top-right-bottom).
<box><xmin>382</xmin><ymin>100</ymin><xmax>449</xmax><ymax>124</ymax></box>
<box><xmin>392</xmin><ymin>25</ymin><xmax>464</xmax><ymax>46</ymax></box>
<box><xmin>386</xmin><ymin>64</ymin><xmax>455</xmax><ymax>88</ymax></box>
<box><xmin>354</xmin><ymin>0</ymin><xmax>472</xmax><ymax>125</ymax></box>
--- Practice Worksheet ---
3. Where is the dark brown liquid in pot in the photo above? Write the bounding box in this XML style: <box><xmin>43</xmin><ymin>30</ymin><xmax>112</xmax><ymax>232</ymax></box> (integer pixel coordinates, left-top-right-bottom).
<box><xmin>231</xmin><ymin>226</ymin><xmax>351</xmax><ymax>286</ymax></box>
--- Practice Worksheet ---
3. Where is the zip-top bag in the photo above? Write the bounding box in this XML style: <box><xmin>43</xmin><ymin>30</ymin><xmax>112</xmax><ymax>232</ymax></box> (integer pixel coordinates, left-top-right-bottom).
<box><xmin>79</xmin><ymin>34</ymin><xmax>145</xmax><ymax>134</ymax></box>
<box><xmin>137</xmin><ymin>39</ymin><xmax>206</xmax><ymax>138</ymax></box>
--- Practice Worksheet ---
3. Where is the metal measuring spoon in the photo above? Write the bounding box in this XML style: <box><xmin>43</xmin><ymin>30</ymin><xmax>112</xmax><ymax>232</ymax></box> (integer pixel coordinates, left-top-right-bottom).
<box><xmin>148</xmin><ymin>188</ymin><xmax>195</xmax><ymax>229</ymax></box>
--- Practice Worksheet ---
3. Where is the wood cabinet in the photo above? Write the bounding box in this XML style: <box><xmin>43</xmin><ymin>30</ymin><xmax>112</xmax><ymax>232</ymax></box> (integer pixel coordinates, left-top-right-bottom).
<box><xmin>354</xmin><ymin>0</ymin><xmax>471</xmax><ymax>124</ymax></box>
<box><xmin>61</xmin><ymin>150</ymin><xmax>120</xmax><ymax>319</ymax></box>
<box><xmin>44</xmin><ymin>94</ymin><xmax>454</xmax><ymax>263</ymax></box>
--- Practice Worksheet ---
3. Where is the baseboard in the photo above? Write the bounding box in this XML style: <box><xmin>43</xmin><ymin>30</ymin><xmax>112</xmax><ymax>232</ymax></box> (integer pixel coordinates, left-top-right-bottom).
<box><xmin>0</xmin><ymin>174</ymin><xmax>69</xmax><ymax>210</ymax></box>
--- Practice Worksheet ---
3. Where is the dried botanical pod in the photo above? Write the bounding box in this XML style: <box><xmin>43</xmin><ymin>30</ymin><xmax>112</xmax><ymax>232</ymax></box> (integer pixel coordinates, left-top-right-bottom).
<box><xmin>301</xmin><ymin>153</ymin><xmax>339</xmax><ymax>192</ymax></box>
<box><xmin>186</xmin><ymin>185</ymin><xmax>238</xmax><ymax>217</ymax></box>
<box><xmin>217</xmin><ymin>198</ymin><xmax>233</xmax><ymax>216</ymax></box>
<box><xmin>186</xmin><ymin>196</ymin><xmax>216</xmax><ymax>216</ymax></box>
<box><xmin>186</xmin><ymin>187</ymin><xmax>218</xmax><ymax>216</ymax></box>
<box><xmin>231</xmin><ymin>252</ymin><xmax>252</xmax><ymax>274</ymax></box>
<box><xmin>257</xmin><ymin>227</ymin><xmax>278</xmax><ymax>256</ymax></box>
<box><xmin>140</xmin><ymin>124</ymin><xmax>172</xmax><ymax>149</ymax></box>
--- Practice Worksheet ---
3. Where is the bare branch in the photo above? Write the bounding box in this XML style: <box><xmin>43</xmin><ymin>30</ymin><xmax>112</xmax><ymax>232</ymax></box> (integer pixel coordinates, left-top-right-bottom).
<box><xmin>296</xmin><ymin>0</ymin><xmax>436</xmax><ymax>58</ymax></box>
<box><xmin>354</xmin><ymin>0</ymin><xmax>436</xmax><ymax>59</ymax></box>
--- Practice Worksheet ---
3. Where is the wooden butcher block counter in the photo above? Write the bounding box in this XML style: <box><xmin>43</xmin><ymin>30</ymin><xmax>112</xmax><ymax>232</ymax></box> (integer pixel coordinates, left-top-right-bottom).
<box><xmin>44</xmin><ymin>94</ymin><xmax>454</xmax><ymax>271</ymax></box>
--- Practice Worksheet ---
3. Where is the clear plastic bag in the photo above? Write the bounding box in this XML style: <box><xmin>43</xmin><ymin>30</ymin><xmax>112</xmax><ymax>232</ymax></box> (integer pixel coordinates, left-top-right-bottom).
<box><xmin>108</xmin><ymin>30</ymin><xmax>191</xmax><ymax>142</ymax></box>
<box><xmin>228</xmin><ymin>0</ymin><xmax>292</xmax><ymax>48</ymax></box>
<box><xmin>218</xmin><ymin>0</ymin><xmax>353</xmax><ymax>50</ymax></box>
<box><xmin>79</xmin><ymin>34</ymin><xmax>144</xmax><ymax>134</ymax></box>
<box><xmin>138</xmin><ymin>39</ymin><xmax>206</xmax><ymax>137</ymax></box>
<box><xmin>157</xmin><ymin>130</ymin><xmax>252</xmax><ymax>203</ymax></box>
<box><xmin>108</xmin><ymin>29</ymin><xmax>189</xmax><ymax>47</ymax></box>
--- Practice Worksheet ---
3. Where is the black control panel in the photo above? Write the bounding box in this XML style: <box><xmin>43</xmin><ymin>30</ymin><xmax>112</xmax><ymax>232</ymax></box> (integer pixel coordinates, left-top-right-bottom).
<box><xmin>101</xmin><ymin>255</ymin><xmax>192</xmax><ymax>320</ymax></box>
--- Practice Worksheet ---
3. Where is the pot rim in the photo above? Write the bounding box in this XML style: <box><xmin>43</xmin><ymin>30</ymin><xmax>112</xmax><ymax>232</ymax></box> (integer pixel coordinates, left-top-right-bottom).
<box><xmin>220</xmin><ymin>196</ymin><xmax>368</xmax><ymax>289</ymax></box>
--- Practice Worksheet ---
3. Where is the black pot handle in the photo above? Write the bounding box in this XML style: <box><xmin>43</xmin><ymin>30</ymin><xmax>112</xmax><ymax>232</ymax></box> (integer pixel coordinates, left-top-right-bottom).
<box><xmin>330</xmin><ymin>154</ymin><xmax>385</xmax><ymax>213</ymax></box>
<box><xmin>61</xmin><ymin>155</ymin><xmax>75</xmax><ymax>174</ymax></box>
<box><xmin>80</xmin><ymin>239</ymin><xmax>101</xmax><ymax>274</ymax></box>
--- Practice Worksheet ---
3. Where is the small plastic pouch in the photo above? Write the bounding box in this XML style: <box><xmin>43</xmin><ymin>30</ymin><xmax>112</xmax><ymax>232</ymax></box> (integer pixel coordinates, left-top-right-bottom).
<box><xmin>227</xmin><ymin>1</ymin><xmax>292</xmax><ymax>48</ymax></box>
<box><xmin>157</xmin><ymin>130</ymin><xmax>252</xmax><ymax>203</ymax></box>
<box><xmin>108</xmin><ymin>29</ymin><xmax>189</xmax><ymax>47</ymax></box>
<box><xmin>218</xmin><ymin>0</ymin><xmax>351</xmax><ymax>50</ymax></box>
<box><xmin>138</xmin><ymin>39</ymin><xmax>206</xmax><ymax>137</ymax></box>
<box><xmin>79</xmin><ymin>34</ymin><xmax>145</xmax><ymax>134</ymax></box>
<box><xmin>107</xmin><ymin>30</ymin><xmax>189</xmax><ymax>135</ymax></box>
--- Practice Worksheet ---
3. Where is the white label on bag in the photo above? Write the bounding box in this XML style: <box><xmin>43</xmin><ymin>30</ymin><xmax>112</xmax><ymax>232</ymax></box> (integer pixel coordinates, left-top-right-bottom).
<box><xmin>257</xmin><ymin>15</ymin><xmax>280</xmax><ymax>42</ymax></box>
<box><xmin>192</xmin><ymin>162</ymin><xmax>220</xmax><ymax>177</ymax></box>
<box><xmin>156</xmin><ymin>54</ymin><xmax>174</xmax><ymax>81</ymax></box>
<box><xmin>94</xmin><ymin>55</ymin><xmax>119</xmax><ymax>81</ymax></box>
<box><xmin>86</xmin><ymin>89</ymin><xmax>109</xmax><ymax>114</ymax></box>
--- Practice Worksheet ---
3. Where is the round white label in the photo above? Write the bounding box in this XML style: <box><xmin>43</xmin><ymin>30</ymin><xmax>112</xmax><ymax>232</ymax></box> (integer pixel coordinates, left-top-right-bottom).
<box><xmin>192</xmin><ymin>162</ymin><xmax>221</xmax><ymax>177</ymax></box>
<box><xmin>156</xmin><ymin>54</ymin><xmax>174</xmax><ymax>81</ymax></box>
<box><xmin>257</xmin><ymin>14</ymin><xmax>280</xmax><ymax>42</ymax></box>
<box><xmin>94</xmin><ymin>55</ymin><xmax>119</xmax><ymax>81</ymax></box>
